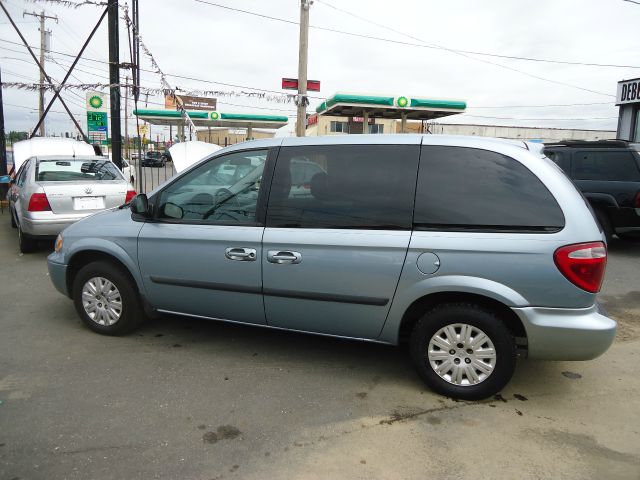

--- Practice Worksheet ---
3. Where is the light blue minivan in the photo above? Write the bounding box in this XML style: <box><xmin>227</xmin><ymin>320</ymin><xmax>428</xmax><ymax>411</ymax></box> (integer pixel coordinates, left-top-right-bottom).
<box><xmin>48</xmin><ymin>135</ymin><xmax>616</xmax><ymax>399</ymax></box>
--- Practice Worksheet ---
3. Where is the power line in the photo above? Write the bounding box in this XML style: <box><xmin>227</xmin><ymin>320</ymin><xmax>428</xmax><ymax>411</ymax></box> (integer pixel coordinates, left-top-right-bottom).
<box><xmin>306</xmin><ymin>0</ymin><xmax>615</xmax><ymax>97</ymax></box>
<box><xmin>0</xmin><ymin>37</ymin><xmax>309</xmax><ymax>97</ymax></box>
<box><xmin>192</xmin><ymin>0</ymin><xmax>634</xmax><ymax>99</ymax></box>
<box><xmin>468</xmin><ymin>102</ymin><xmax>612</xmax><ymax>109</ymax></box>
<box><xmin>460</xmin><ymin>114</ymin><xmax>617</xmax><ymax>121</ymax></box>
<box><xmin>315</xmin><ymin>0</ymin><xmax>637</xmax><ymax>70</ymax></box>
<box><xmin>1</xmin><ymin>48</ymin><xmax>615</xmax><ymax>112</ymax></box>
<box><xmin>192</xmin><ymin>0</ymin><xmax>615</xmax><ymax>97</ymax></box>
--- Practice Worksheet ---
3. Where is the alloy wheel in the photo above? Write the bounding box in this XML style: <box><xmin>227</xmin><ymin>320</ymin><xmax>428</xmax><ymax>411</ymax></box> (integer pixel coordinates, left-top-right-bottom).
<box><xmin>427</xmin><ymin>323</ymin><xmax>497</xmax><ymax>386</ymax></box>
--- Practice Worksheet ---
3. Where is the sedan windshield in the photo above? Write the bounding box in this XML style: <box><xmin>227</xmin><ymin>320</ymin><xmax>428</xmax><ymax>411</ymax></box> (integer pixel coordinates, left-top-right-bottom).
<box><xmin>36</xmin><ymin>159</ymin><xmax>123</xmax><ymax>182</ymax></box>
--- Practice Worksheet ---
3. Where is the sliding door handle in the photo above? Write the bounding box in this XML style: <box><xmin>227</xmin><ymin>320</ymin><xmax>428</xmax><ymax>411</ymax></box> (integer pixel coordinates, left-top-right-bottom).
<box><xmin>267</xmin><ymin>250</ymin><xmax>302</xmax><ymax>264</ymax></box>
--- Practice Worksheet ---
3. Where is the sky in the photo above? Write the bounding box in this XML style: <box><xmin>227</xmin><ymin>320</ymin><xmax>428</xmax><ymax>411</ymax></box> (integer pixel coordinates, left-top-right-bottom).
<box><xmin>1</xmin><ymin>0</ymin><xmax>639</xmax><ymax>139</ymax></box>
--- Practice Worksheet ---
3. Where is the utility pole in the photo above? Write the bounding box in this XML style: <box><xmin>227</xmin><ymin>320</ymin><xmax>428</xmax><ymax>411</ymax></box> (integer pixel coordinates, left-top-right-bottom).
<box><xmin>24</xmin><ymin>10</ymin><xmax>57</xmax><ymax>137</ymax></box>
<box><xmin>124</xmin><ymin>75</ymin><xmax>129</xmax><ymax>161</ymax></box>
<box><xmin>108</xmin><ymin>0</ymin><xmax>122</xmax><ymax>169</ymax></box>
<box><xmin>0</xmin><ymin>68</ymin><xmax>7</xmax><ymax>187</ymax></box>
<box><xmin>295</xmin><ymin>0</ymin><xmax>311</xmax><ymax>137</ymax></box>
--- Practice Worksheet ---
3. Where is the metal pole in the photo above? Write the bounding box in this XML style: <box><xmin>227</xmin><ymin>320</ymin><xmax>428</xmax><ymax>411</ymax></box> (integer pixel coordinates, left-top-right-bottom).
<box><xmin>108</xmin><ymin>0</ymin><xmax>122</xmax><ymax>169</ymax></box>
<box><xmin>363</xmin><ymin>110</ymin><xmax>369</xmax><ymax>134</ymax></box>
<box><xmin>0</xmin><ymin>68</ymin><xmax>7</xmax><ymax>181</ymax></box>
<box><xmin>295</xmin><ymin>0</ymin><xmax>310</xmax><ymax>137</ymax></box>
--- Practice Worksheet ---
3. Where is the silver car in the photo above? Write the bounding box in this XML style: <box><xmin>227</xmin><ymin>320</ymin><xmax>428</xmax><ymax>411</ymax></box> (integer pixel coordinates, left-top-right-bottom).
<box><xmin>47</xmin><ymin>135</ymin><xmax>616</xmax><ymax>399</ymax></box>
<box><xmin>9</xmin><ymin>155</ymin><xmax>136</xmax><ymax>253</ymax></box>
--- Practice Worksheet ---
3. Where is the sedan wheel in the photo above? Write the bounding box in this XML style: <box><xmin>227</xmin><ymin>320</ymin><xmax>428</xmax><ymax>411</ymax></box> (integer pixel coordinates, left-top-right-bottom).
<box><xmin>18</xmin><ymin>226</ymin><xmax>37</xmax><ymax>253</ymax></box>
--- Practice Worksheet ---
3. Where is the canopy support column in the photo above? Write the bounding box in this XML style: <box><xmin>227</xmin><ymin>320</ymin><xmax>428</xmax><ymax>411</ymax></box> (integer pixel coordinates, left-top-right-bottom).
<box><xmin>362</xmin><ymin>110</ymin><xmax>369</xmax><ymax>134</ymax></box>
<box><xmin>400</xmin><ymin>113</ymin><xmax>407</xmax><ymax>133</ymax></box>
<box><xmin>247</xmin><ymin>123</ymin><xmax>253</xmax><ymax>141</ymax></box>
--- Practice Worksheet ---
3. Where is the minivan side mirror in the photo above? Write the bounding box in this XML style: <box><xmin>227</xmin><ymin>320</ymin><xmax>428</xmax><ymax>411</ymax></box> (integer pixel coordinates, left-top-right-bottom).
<box><xmin>130</xmin><ymin>193</ymin><xmax>150</xmax><ymax>217</ymax></box>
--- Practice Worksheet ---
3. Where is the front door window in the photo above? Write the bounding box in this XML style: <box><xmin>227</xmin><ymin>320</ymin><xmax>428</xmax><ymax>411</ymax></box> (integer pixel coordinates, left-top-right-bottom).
<box><xmin>156</xmin><ymin>149</ymin><xmax>268</xmax><ymax>224</ymax></box>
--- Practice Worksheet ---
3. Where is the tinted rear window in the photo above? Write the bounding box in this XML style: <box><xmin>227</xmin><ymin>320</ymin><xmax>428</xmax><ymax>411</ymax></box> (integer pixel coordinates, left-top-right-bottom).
<box><xmin>36</xmin><ymin>159</ymin><xmax>123</xmax><ymax>182</ymax></box>
<box><xmin>544</xmin><ymin>150</ymin><xmax>571</xmax><ymax>174</ymax></box>
<box><xmin>414</xmin><ymin>146</ymin><xmax>565</xmax><ymax>232</ymax></box>
<box><xmin>573</xmin><ymin>150</ymin><xmax>640</xmax><ymax>181</ymax></box>
<box><xmin>267</xmin><ymin>145</ymin><xmax>419</xmax><ymax>229</ymax></box>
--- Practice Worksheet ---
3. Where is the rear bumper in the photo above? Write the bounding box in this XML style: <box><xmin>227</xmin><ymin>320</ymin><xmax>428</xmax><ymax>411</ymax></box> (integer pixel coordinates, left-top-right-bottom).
<box><xmin>21</xmin><ymin>212</ymin><xmax>93</xmax><ymax>237</ymax></box>
<box><xmin>612</xmin><ymin>207</ymin><xmax>640</xmax><ymax>233</ymax></box>
<box><xmin>512</xmin><ymin>305</ymin><xmax>616</xmax><ymax>360</ymax></box>
<box><xmin>47</xmin><ymin>256</ymin><xmax>70</xmax><ymax>297</ymax></box>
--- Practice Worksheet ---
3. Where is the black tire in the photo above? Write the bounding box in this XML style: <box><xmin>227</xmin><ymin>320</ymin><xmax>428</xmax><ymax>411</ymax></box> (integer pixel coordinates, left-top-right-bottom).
<box><xmin>409</xmin><ymin>303</ymin><xmax>517</xmax><ymax>400</ymax></box>
<box><xmin>72</xmin><ymin>260</ymin><xmax>146</xmax><ymax>336</ymax></box>
<box><xmin>10</xmin><ymin>208</ymin><xmax>17</xmax><ymax>228</ymax></box>
<box><xmin>18</xmin><ymin>226</ymin><xmax>37</xmax><ymax>253</ymax></box>
<box><xmin>594</xmin><ymin>209</ymin><xmax>613</xmax><ymax>242</ymax></box>
<box><xmin>616</xmin><ymin>232</ymin><xmax>640</xmax><ymax>242</ymax></box>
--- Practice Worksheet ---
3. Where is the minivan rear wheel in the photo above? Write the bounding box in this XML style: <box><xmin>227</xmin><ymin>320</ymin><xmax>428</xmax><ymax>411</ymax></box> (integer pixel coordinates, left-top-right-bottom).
<box><xmin>410</xmin><ymin>303</ymin><xmax>517</xmax><ymax>400</ymax></box>
<box><xmin>72</xmin><ymin>260</ymin><xmax>146</xmax><ymax>336</ymax></box>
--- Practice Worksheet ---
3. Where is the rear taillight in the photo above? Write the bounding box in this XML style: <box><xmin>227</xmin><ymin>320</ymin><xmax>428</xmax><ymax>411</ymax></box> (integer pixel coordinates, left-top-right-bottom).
<box><xmin>554</xmin><ymin>242</ymin><xmax>607</xmax><ymax>293</ymax></box>
<box><xmin>28</xmin><ymin>193</ymin><xmax>51</xmax><ymax>212</ymax></box>
<box><xmin>125</xmin><ymin>190</ymin><xmax>137</xmax><ymax>203</ymax></box>
<box><xmin>634</xmin><ymin>191</ymin><xmax>640</xmax><ymax>208</ymax></box>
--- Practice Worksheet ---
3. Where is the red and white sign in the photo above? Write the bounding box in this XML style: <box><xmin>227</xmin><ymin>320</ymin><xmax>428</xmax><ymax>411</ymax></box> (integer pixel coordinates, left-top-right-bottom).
<box><xmin>282</xmin><ymin>78</ymin><xmax>321</xmax><ymax>92</ymax></box>
<box><xmin>307</xmin><ymin>113</ymin><xmax>319</xmax><ymax>126</ymax></box>
<box><xmin>352</xmin><ymin>116</ymin><xmax>374</xmax><ymax>124</ymax></box>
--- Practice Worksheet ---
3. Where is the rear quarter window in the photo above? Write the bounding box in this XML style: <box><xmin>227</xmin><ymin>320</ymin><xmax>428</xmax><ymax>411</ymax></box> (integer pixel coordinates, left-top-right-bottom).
<box><xmin>414</xmin><ymin>146</ymin><xmax>565</xmax><ymax>232</ymax></box>
<box><xmin>573</xmin><ymin>150</ymin><xmax>640</xmax><ymax>181</ymax></box>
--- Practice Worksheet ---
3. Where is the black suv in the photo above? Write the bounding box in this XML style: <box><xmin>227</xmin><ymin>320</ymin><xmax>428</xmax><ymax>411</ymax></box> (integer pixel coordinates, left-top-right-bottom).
<box><xmin>543</xmin><ymin>140</ymin><xmax>640</xmax><ymax>240</ymax></box>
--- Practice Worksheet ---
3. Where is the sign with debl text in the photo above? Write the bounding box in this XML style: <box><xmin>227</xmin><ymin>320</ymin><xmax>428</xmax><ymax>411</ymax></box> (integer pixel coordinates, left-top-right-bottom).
<box><xmin>616</xmin><ymin>78</ymin><xmax>640</xmax><ymax>105</ymax></box>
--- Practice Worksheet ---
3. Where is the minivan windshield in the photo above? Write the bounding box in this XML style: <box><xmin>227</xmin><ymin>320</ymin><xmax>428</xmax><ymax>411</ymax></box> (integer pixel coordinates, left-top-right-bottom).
<box><xmin>35</xmin><ymin>158</ymin><xmax>123</xmax><ymax>182</ymax></box>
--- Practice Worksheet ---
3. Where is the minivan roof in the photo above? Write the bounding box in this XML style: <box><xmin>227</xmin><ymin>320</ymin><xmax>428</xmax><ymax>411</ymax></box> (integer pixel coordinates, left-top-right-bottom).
<box><xmin>221</xmin><ymin>134</ymin><xmax>540</xmax><ymax>151</ymax></box>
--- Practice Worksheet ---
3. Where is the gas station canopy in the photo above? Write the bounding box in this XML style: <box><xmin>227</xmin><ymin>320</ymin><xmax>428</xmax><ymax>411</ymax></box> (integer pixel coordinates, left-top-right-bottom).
<box><xmin>133</xmin><ymin>109</ymin><xmax>289</xmax><ymax>129</ymax></box>
<box><xmin>316</xmin><ymin>93</ymin><xmax>466</xmax><ymax>120</ymax></box>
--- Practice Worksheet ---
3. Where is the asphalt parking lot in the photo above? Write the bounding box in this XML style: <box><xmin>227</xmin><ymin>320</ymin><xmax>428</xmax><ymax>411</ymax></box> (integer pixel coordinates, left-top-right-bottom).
<box><xmin>0</xmin><ymin>213</ymin><xmax>639</xmax><ymax>480</ymax></box>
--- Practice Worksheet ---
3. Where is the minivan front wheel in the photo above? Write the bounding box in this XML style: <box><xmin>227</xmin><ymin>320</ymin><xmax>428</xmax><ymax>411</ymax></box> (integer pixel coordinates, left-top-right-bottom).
<box><xmin>72</xmin><ymin>260</ymin><xmax>146</xmax><ymax>335</ymax></box>
<box><xmin>410</xmin><ymin>303</ymin><xmax>516</xmax><ymax>400</ymax></box>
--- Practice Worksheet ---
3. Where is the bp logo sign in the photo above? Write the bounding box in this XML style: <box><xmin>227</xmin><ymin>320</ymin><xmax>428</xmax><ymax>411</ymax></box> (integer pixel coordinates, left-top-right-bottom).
<box><xmin>210</xmin><ymin>111</ymin><xmax>220</xmax><ymax>120</ymax></box>
<box><xmin>396</xmin><ymin>96</ymin><xmax>409</xmax><ymax>108</ymax></box>
<box><xmin>89</xmin><ymin>95</ymin><xmax>103</xmax><ymax>109</ymax></box>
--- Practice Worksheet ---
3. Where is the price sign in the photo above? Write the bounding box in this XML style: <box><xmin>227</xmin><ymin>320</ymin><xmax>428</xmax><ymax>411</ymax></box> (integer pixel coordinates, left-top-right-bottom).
<box><xmin>87</xmin><ymin>111</ymin><xmax>109</xmax><ymax>145</ymax></box>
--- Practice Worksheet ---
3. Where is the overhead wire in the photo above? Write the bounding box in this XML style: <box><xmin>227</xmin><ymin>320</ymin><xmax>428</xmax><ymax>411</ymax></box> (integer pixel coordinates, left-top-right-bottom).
<box><xmin>307</xmin><ymin>0</ymin><xmax>615</xmax><ymax>97</ymax></box>
<box><xmin>314</xmin><ymin>0</ymin><xmax>636</xmax><ymax>69</ymax></box>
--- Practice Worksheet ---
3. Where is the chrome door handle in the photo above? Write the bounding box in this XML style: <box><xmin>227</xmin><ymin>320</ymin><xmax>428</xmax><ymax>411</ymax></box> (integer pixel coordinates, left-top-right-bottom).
<box><xmin>225</xmin><ymin>247</ymin><xmax>257</xmax><ymax>261</ymax></box>
<box><xmin>267</xmin><ymin>250</ymin><xmax>302</xmax><ymax>264</ymax></box>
